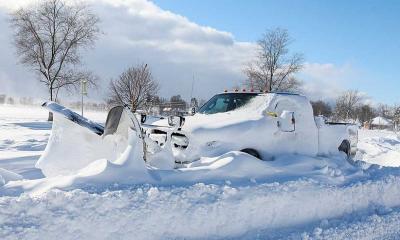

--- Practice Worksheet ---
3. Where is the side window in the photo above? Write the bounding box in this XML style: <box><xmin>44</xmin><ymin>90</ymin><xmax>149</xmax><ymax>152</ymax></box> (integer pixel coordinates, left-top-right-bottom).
<box><xmin>274</xmin><ymin>99</ymin><xmax>298</xmax><ymax>116</ymax></box>
<box><xmin>199</xmin><ymin>94</ymin><xmax>257</xmax><ymax>114</ymax></box>
<box><xmin>212</xmin><ymin>98</ymin><xmax>228</xmax><ymax>113</ymax></box>
<box><xmin>234</xmin><ymin>98</ymin><xmax>245</xmax><ymax>108</ymax></box>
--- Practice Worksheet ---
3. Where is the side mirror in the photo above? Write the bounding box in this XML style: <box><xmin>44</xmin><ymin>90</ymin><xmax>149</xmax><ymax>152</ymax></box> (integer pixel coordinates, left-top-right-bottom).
<box><xmin>278</xmin><ymin>111</ymin><xmax>295</xmax><ymax>132</ymax></box>
<box><xmin>103</xmin><ymin>106</ymin><xmax>124</xmax><ymax>136</ymax></box>
<box><xmin>191</xmin><ymin>107</ymin><xmax>196</xmax><ymax>115</ymax></box>
<box><xmin>168</xmin><ymin>116</ymin><xmax>186</xmax><ymax>127</ymax></box>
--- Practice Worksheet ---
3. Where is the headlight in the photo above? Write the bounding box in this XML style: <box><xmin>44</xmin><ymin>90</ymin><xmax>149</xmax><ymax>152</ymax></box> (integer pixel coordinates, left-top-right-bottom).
<box><xmin>148</xmin><ymin>129</ymin><xmax>167</xmax><ymax>146</ymax></box>
<box><xmin>168</xmin><ymin>116</ymin><xmax>185</xmax><ymax>127</ymax></box>
<box><xmin>171</xmin><ymin>133</ymin><xmax>189</xmax><ymax>148</ymax></box>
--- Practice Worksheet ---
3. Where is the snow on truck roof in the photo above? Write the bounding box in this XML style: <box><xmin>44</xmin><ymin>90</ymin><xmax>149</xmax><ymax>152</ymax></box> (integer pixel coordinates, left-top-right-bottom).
<box><xmin>216</xmin><ymin>91</ymin><xmax>304</xmax><ymax>102</ymax></box>
<box><xmin>220</xmin><ymin>90</ymin><xmax>301</xmax><ymax>96</ymax></box>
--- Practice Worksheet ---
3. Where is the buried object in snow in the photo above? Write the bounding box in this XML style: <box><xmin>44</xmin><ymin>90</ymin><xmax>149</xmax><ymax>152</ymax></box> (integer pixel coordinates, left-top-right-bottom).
<box><xmin>38</xmin><ymin>92</ymin><xmax>358</xmax><ymax>176</ymax></box>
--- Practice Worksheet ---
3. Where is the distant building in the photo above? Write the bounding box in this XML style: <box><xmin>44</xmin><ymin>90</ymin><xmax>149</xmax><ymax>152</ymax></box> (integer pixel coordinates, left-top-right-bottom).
<box><xmin>370</xmin><ymin>116</ymin><xmax>394</xmax><ymax>130</ymax></box>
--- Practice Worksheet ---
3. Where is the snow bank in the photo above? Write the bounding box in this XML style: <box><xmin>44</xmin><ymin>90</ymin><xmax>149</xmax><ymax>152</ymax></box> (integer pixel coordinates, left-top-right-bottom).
<box><xmin>0</xmin><ymin>103</ymin><xmax>378</xmax><ymax>195</ymax></box>
<box><xmin>3</xmin><ymin>107</ymin><xmax>365</xmax><ymax>195</ymax></box>
<box><xmin>0</xmin><ymin>168</ymin><xmax>22</xmax><ymax>186</ymax></box>
<box><xmin>357</xmin><ymin>130</ymin><xmax>400</xmax><ymax>167</ymax></box>
<box><xmin>2</xmin><ymin>174</ymin><xmax>400</xmax><ymax>239</ymax></box>
<box><xmin>12</xmin><ymin>118</ymin><xmax>152</xmax><ymax>194</ymax></box>
<box><xmin>297</xmin><ymin>207</ymin><xmax>400</xmax><ymax>240</ymax></box>
<box><xmin>35</xmin><ymin>116</ymin><xmax>107</xmax><ymax>177</ymax></box>
<box><xmin>2</xmin><ymin>104</ymin><xmax>400</xmax><ymax>238</ymax></box>
<box><xmin>2</xmin><ymin>148</ymin><xmax>369</xmax><ymax>196</ymax></box>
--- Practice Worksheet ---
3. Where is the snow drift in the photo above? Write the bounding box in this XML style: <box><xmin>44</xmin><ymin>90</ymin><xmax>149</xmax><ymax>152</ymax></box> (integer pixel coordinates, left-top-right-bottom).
<box><xmin>0</xmin><ymin>97</ymin><xmax>381</xmax><ymax>195</ymax></box>
<box><xmin>1</xmin><ymin>104</ymin><xmax>400</xmax><ymax>239</ymax></box>
<box><xmin>0</xmin><ymin>168</ymin><xmax>22</xmax><ymax>186</ymax></box>
<box><xmin>2</xmin><ymin>106</ymin><xmax>365</xmax><ymax>195</ymax></box>
<box><xmin>2</xmin><ymin>173</ymin><xmax>400</xmax><ymax>240</ymax></box>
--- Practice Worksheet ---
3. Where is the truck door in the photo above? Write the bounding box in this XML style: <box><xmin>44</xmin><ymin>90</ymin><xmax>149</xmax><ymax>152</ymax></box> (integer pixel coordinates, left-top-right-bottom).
<box><xmin>272</xmin><ymin>95</ymin><xmax>319</xmax><ymax>156</ymax></box>
<box><xmin>272</xmin><ymin>98</ymin><xmax>298</xmax><ymax>155</ymax></box>
<box><xmin>274</xmin><ymin>99</ymin><xmax>297</xmax><ymax>132</ymax></box>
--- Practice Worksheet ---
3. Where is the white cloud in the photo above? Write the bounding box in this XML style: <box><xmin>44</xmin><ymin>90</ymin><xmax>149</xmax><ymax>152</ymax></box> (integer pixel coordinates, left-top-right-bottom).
<box><xmin>299</xmin><ymin>63</ymin><xmax>374</xmax><ymax>106</ymax></box>
<box><xmin>302</xmin><ymin>63</ymin><xmax>355</xmax><ymax>82</ymax></box>
<box><xmin>0</xmin><ymin>0</ymin><xmax>34</xmax><ymax>10</ymax></box>
<box><xmin>300</xmin><ymin>63</ymin><xmax>358</xmax><ymax>102</ymax></box>
<box><xmin>0</xmin><ymin>0</ymin><xmax>256</xmax><ymax>101</ymax></box>
<box><xmin>0</xmin><ymin>0</ymin><xmax>363</xmax><ymax>104</ymax></box>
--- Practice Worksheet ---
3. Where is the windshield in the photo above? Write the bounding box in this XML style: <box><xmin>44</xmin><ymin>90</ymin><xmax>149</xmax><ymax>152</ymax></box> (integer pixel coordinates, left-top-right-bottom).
<box><xmin>198</xmin><ymin>93</ymin><xmax>258</xmax><ymax>114</ymax></box>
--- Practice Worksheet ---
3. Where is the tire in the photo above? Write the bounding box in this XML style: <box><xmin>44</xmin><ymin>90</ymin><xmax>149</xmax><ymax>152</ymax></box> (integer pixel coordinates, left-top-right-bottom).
<box><xmin>338</xmin><ymin>140</ymin><xmax>351</xmax><ymax>157</ymax></box>
<box><xmin>241</xmin><ymin>148</ymin><xmax>261</xmax><ymax>160</ymax></box>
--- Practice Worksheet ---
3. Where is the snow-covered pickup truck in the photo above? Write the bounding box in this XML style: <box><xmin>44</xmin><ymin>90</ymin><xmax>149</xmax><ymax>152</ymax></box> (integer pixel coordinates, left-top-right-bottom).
<box><xmin>148</xmin><ymin>92</ymin><xmax>358</xmax><ymax>164</ymax></box>
<box><xmin>39</xmin><ymin>92</ymin><xmax>358</xmax><ymax>174</ymax></box>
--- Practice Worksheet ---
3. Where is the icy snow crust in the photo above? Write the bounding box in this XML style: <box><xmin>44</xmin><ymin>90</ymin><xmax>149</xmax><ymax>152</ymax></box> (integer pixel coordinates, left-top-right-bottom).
<box><xmin>1</xmin><ymin>104</ymin><xmax>400</xmax><ymax>239</ymax></box>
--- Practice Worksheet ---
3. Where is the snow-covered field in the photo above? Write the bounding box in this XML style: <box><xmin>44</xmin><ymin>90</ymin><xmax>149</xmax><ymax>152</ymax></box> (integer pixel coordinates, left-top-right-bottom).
<box><xmin>1</xmin><ymin>104</ymin><xmax>400</xmax><ymax>239</ymax></box>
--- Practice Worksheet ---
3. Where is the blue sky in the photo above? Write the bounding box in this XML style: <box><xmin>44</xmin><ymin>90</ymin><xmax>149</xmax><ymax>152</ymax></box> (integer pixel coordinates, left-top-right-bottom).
<box><xmin>154</xmin><ymin>0</ymin><xmax>400</xmax><ymax>103</ymax></box>
<box><xmin>0</xmin><ymin>0</ymin><xmax>398</xmax><ymax>104</ymax></box>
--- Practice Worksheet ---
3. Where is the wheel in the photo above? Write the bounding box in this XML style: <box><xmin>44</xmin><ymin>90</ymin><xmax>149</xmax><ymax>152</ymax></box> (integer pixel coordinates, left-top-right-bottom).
<box><xmin>338</xmin><ymin>140</ymin><xmax>351</xmax><ymax>157</ymax></box>
<box><xmin>240</xmin><ymin>148</ymin><xmax>261</xmax><ymax>160</ymax></box>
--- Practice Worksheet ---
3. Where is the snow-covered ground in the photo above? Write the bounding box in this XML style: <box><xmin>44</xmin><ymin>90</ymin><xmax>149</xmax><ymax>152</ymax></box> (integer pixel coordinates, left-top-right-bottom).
<box><xmin>357</xmin><ymin>129</ymin><xmax>400</xmax><ymax>167</ymax></box>
<box><xmin>1</xmin><ymin>104</ymin><xmax>400</xmax><ymax>239</ymax></box>
<box><xmin>0</xmin><ymin>104</ymin><xmax>106</xmax><ymax>181</ymax></box>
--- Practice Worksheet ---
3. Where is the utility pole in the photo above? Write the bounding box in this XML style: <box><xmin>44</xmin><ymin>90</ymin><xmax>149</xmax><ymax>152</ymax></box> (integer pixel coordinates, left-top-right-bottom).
<box><xmin>81</xmin><ymin>79</ymin><xmax>88</xmax><ymax>117</ymax></box>
<box><xmin>190</xmin><ymin>74</ymin><xmax>195</xmax><ymax>107</ymax></box>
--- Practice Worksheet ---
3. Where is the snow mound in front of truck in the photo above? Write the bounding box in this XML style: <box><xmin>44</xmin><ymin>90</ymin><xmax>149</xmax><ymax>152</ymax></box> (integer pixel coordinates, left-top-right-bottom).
<box><xmin>3</xmin><ymin>150</ymin><xmax>367</xmax><ymax>196</ymax></box>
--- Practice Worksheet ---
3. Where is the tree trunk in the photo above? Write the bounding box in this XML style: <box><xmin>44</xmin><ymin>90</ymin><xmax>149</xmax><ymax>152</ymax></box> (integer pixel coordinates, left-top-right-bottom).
<box><xmin>131</xmin><ymin>102</ymin><xmax>136</xmax><ymax>113</ymax></box>
<box><xmin>48</xmin><ymin>85</ymin><xmax>54</xmax><ymax>122</ymax></box>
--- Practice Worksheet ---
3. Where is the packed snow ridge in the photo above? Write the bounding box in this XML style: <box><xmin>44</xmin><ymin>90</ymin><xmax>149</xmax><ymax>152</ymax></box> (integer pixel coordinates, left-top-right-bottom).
<box><xmin>1</xmin><ymin>104</ymin><xmax>400</xmax><ymax>239</ymax></box>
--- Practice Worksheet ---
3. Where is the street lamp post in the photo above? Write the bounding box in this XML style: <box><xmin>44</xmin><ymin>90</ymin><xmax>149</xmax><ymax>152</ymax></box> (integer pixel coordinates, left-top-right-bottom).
<box><xmin>81</xmin><ymin>79</ymin><xmax>88</xmax><ymax>117</ymax></box>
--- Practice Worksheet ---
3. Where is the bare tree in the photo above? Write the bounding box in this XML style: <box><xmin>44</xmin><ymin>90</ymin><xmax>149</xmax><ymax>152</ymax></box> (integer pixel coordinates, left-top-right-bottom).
<box><xmin>392</xmin><ymin>105</ymin><xmax>400</xmax><ymax>131</ymax></box>
<box><xmin>170</xmin><ymin>95</ymin><xmax>187</xmax><ymax>112</ymax></box>
<box><xmin>311</xmin><ymin>100</ymin><xmax>333</xmax><ymax>117</ymax></box>
<box><xmin>108</xmin><ymin>64</ymin><xmax>159</xmax><ymax>112</ymax></box>
<box><xmin>376</xmin><ymin>104</ymin><xmax>392</xmax><ymax>119</ymax></box>
<box><xmin>142</xmin><ymin>93</ymin><xmax>160</xmax><ymax>115</ymax></box>
<box><xmin>10</xmin><ymin>0</ymin><xmax>100</xmax><ymax>120</ymax></box>
<box><xmin>356</xmin><ymin>104</ymin><xmax>376</xmax><ymax>124</ymax></box>
<box><xmin>334</xmin><ymin>90</ymin><xmax>363</xmax><ymax>121</ymax></box>
<box><xmin>244</xmin><ymin>28</ymin><xmax>304</xmax><ymax>92</ymax></box>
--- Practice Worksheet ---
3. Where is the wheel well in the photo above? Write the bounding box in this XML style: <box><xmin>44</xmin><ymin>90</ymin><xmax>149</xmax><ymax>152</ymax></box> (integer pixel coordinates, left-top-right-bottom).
<box><xmin>240</xmin><ymin>148</ymin><xmax>261</xmax><ymax>160</ymax></box>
